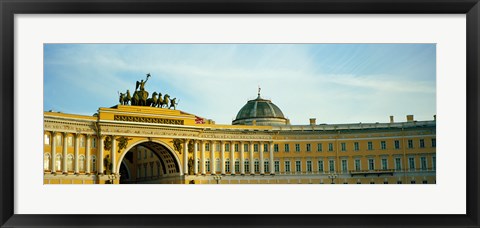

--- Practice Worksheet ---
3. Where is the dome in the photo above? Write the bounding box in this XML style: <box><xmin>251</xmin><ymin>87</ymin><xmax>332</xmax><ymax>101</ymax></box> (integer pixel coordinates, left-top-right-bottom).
<box><xmin>232</xmin><ymin>91</ymin><xmax>288</xmax><ymax>126</ymax></box>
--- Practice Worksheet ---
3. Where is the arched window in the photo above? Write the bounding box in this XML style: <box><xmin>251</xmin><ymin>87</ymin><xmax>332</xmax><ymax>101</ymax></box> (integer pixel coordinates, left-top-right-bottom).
<box><xmin>244</xmin><ymin>160</ymin><xmax>250</xmax><ymax>173</ymax></box>
<box><xmin>79</xmin><ymin>155</ymin><xmax>85</xmax><ymax>172</ymax></box>
<box><xmin>55</xmin><ymin>154</ymin><xmax>62</xmax><ymax>171</ymax></box>
<box><xmin>44</xmin><ymin>153</ymin><xmax>51</xmax><ymax>171</ymax></box>
<box><xmin>92</xmin><ymin>155</ymin><xmax>97</xmax><ymax>172</ymax></box>
<box><xmin>67</xmin><ymin>154</ymin><xmax>74</xmax><ymax>172</ymax></box>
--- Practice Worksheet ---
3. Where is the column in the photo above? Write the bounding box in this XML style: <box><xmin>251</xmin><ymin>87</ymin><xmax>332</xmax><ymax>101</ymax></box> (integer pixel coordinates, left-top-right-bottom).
<box><xmin>193</xmin><ymin>141</ymin><xmax>198</xmax><ymax>175</ymax></box>
<box><xmin>201</xmin><ymin>141</ymin><xmax>206</xmax><ymax>175</ymax></box>
<box><xmin>210</xmin><ymin>141</ymin><xmax>216</xmax><ymax>175</ymax></box>
<box><xmin>230</xmin><ymin>142</ymin><xmax>235</xmax><ymax>175</ymax></box>
<box><xmin>111</xmin><ymin>135</ymin><xmax>116</xmax><ymax>174</ymax></box>
<box><xmin>74</xmin><ymin>133</ymin><xmax>80</xmax><ymax>174</ymax></box>
<box><xmin>98</xmin><ymin>136</ymin><xmax>104</xmax><ymax>174</ymax></box>
<box><xmin>269</xmin><ymin>142</ymin><xmax>275</xmax><ymax>175</ymax></box>
<box><xmin>250</xmin><ymin>142</ymin><xmax>254</xmax><ymax>175</ymax></box>
<box><xmin>183</xmin><ymin>140</ymin><xmax>188</xmax><ymax>176</ymax></box>
<box><xmin>62</xmin><ymin>132</ymin><xmax>68</xmax><ymax>174</ymax></box>
<box><xmin>51</xmin><ymin>131</ymin><xmax>56</xmax><ymax>173</ymax></box>
<box><xmin>240</xmin><ymin>142</ymin><xmax>245</xmax><ymax>175</ymax></box>
<box><xmin>220</xmin><ymin>141</ymin><xmax>226</xmax><ymax>175</ymax></box>
<box><xmin>86</xmin><ymin>135</ymin><xmax>91</xmax><ymax>174</ymax></box>
<box><xmin>260</xmin><ymin>142</ymin><xmax>265</xmax><ymax>175</ymax></box>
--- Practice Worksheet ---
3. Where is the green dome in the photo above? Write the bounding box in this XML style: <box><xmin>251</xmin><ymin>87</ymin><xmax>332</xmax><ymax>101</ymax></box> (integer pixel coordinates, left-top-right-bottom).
<box><xmin>233</xmin><ymin>94</ymin><xmax>288</xmax><ymax>126</ymax></box>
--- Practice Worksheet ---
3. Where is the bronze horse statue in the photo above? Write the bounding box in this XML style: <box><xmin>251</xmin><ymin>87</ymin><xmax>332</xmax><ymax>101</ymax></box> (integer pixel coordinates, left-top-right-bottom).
<box><xmin>159</xmin><ymin>94</ymin><xmax>170</xmax><ymax>108</ymax></box>
<box><xmin>132</xmin><ymin>90</ymin><xmax>149</xmax><ymax>106</ymax></box>
<box><xmin>146</xmin><ymin>92</ymin><xmax>158</xmax><ymax>107</ymax></box>
<box><xmin>124</xmin><ymin>90</ymin><xmax>131</xmax><ymax>105</ymax></box>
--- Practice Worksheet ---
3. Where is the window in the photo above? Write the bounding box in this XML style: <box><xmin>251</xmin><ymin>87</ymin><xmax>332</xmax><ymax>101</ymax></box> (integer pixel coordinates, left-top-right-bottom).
<box><xmin>394</xmin><ymin>140</ymin><xmax>400</xmax><ymax>149</ymax></box>
<box><xmin>67</xmin><ymin>154</ymin><xmax>74</xmax><ymax>172</ymax></box>
<box><xmin>307</xmin><ymin>161</ymin><xmax>312</xmax><ymax>172</ymax></box>
<box><xmin>419</xmin><ymin>139</ymin><xmax>425</xmax><ymax>148</ymax></box>
<box><xmin>137</xmin><ymin>150</ymin><xmax>141</xmax><ymax>160</ymax></box>
<box><xmin>381</xmin><ymin>158</ymin><xmax>388</xmax><ymax>170</ymax></box>
<box><xmin>395</xmin><ymin>158</ymin><xmax>402</xmax><ymax>171</ymax></box>
<box><xmin>205</xmin><ymin>143</ymin><xmax>210</xmax><ymax>151</ymax></box>
<box><xmin>206</xmin><ymin>160</ymin><xmax>211</xmax><ymax>172</ymax></box>
<box><xmin>328</xmin><ymin>143</ymin><xmax>334</xmax><ymax>151</ymax></box>
<box><xmin>254</xmin><ymin>144</ymin><xmax>259</xmax><ymax>152</ymax></box>
<box><xmin>367</xmin><ymin>142</ymin><xmax>373</xmax><ymax>150</ymax></box>
<box><xmin>91</xmin><ymin>137</ymin><xmax>96</xmax><ymax>148</ymax></box>
<box><xmin>264</xmin><ymin>144</ymin><xmax>268</xmax><ymax>152</ymax></box>
<box><xmin>295</xmin><ymin>144</ymin><xmax>300</xmax><ymax>152</ymax></box>
<box><xmin>234</xmin><ymin>144</ymin><xmax>239</xmax><ymax>152</ymax></box>
<box><xmin>244</xmin><ymin>160</ymin><xmax>250</xmax><ymax>173</ymax></box>
<box><xmin>215</xmin><ymin>158</ymin><xmax>220</xmax><ymax>172</ymax></box>
<box><xmin>408</xmin><ymin>157</ymin><xmax>415</xmax><ymax>170</ymax></box>
<box><xmin>244</xmin><ymin>144</ymin><xmax>249</xmax><ymax>152</ymax></box>
<box><xmin>264</xmin><ymin>161</ymin><xmax>269</xmax><ymax>173</ymax></box>
<box><xmin>284</xmin><ymin>144</ymin><xmax>290</xmax><ymax>152</ymax></box>
<box><xmin>341</xmin><ymin>160</ymin><xmax>347</xmax><ymax>172</ymax></box>
<box><xmin>92</xmin><ymin>156</ymin><xmax>97</xmax><ymax>172</ymax></box>
<box><xmin>368</xmin><ymin>159</ymin><xmax>374</xmax><ymax>170</ymax></box>
<box><xmin>235</xmin><ymin>160</ymin><xmax>240</xmax><ymax>173</ymax></box>
<box><xmin>150</xmin><ymin>151</ymin><xmax>153</xmax><ymax>158</ymax></box>
<box><xmin>80</xmin><ymin>136</ymin><xmax>85</xmax><ymax>147</ymax></box>
<box><xmin>408</xmin><ymin>139</ymin><xmax>413</xmax><ymax>149</ymax></box>
<box><xmin>79</xmin><ymin>155</ymin><xmax>85</xmax><ymax>172</ymax></box>
<box><xmin>137</xmin><ymin>166</ymin><xmax>141</xmax><ymax>178</ymax></box>
<box><xmin>306</xmin><ymin>144</ymin><xmax>311</xmax><ymax>152</ymax></box>
<box><xmin>420</xmin><ymin>157</ymin><xmax>427</xmax><ymax>170</ymax></box>
<box><xmin>44</xmin><ymin>154</ymin><xmax>51</xmax><ymax>171</ymax></box>
<box><xmin>341</xmin><ymin>143</ymin><xmax>346</xmax><ymax>151</ymax></box>
<box><xmin>381</xmin><ymin>141</ymin><xmax>386</xmax><ymax>150</ymax></box>
<box><xmin>354</xmin><ymin>142</ymin><xmax>359</xmax><ymax>151</ymax></box>
<box><xmin>67</xmin><ymin>136</ymin><xmax>73</xmax><ymax>147</ymax></box>
<box><xmin>216</xmin><ymin>143</ymin><xmax>220</xmax><ymax>152</ymax></box>
<box><xmin>144</xmin><ymin>164</ymin><xmax>148</xmax><ymax>177</ymax></box>
<box><xmin>285</xmin><ymin>161</ymin><xmax>291</xmax><ymax>172</ymax></box>
<box><xmin>254</xmin><ymin>160</ymin><xmax>260</xmax><ymax>173</ymax></box>
<box><xmin>44</xmin><ymin>134</ymin><xmax>50</xmax><ymax>145</ymax></box>
<box><xmin>432</xmin><ymin>157</ymin><xmax>436</xmax><ymax>170</ymax></box>
<box><xmin>318</xmin><ymin>160</ymin><xmax>324</xmax><ymax>172</ymax></box>
<box><xmin>295</xmin><ymin>161</ymin><xmax>301</xmax><ymax>172</ymax></box>
<box><xmin>274</xmin><ymin>161</ymin><xmax>280</xmax><ymax>173</ymax></box>
<box><xmin>274</xmin><ymin>144</ymin><xmax>279</xmax><ymax>152</ymax></box>
<box><xmin>225</xmin><ymin>143</ymin><xmax>230</xmax><ymax>152</ymax></box>
<box><xmin>144</xmin><ymin>149</ymin><xmax>147</xmax><ymax>159</ymax></box>
<box><xmin>329</xmin><ymin>160</ymin><xmax>335</xmax><ymax>172</ymax></box>
<box><xmin>56</xmin><ymin>134</ymin><xmax>62</xmax><ymax>146</ymax></box>
<box><xmin>317</xmin><ymin>143</ymin><xmax>323</xmax><ymax>152</ymax></box>
<box><xmin>225</xmin><ymin>160</ymin><xmax>230</xmax><ymax>173</ymax></box>
<box><xmin>354</xmin><ymin>159</ymin><xmax>361</xmax><ymax>171</ymax></box>
<box><xmin>150</xmin><ymin>163</ymin><xmax>154</xmax><ymax>177</ymax></box>
<box><xmin>431</xmin><ymin>138</ymin><xmax>436</xmax><ymax>147</ymax></box>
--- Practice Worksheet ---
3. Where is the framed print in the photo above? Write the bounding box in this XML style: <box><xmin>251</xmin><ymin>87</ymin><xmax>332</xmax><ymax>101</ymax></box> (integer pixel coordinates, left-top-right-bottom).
<box><xmin>1</xmin><ymin>0</ymin><xmax>479</xmax><ymax>227</ymax></box>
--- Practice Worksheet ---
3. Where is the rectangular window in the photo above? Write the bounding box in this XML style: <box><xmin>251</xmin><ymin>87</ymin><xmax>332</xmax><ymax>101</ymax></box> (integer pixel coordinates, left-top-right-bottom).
<box><xmin>341</xmin><ymin>143</ymin><xmax>346</xmax><ymax>151</ymax></box>
<box><xmin>329</xmin><ymin>160</ymin><xmax>335</xmax><ymax>172</ymax></box>
<box><xmin>367</xmin><ymin>142</ymin><xmax>373</xmax><ymax>150</ymax></box>
<box><xmin>80</xmin><ymin>137</ymin><xmax>85</xmax><ymax>147</ymax></box>
<box><xmin>244</xmin><ymin>161</ymin><xmax>250</xmax><ymax>173</ymax></box>
<box><xmin>137</xmin><ymin>151</ymin><xmax>141</xmax><ymax>160</ymax></box>
<box><xmin>341</xmin><ymin>160</ymin><xmax>347</xmax><ymax>172</ymax></box>
<box><xmin>285</xmin><ymin>161</ymin><xmax>291</xmax><ymax>172</ymax></box>
<box><xmin>328</xmin><ymin>143</ymin><xmax>333</xmax><ymax>151</ymax></box>
<box><xmin>317</xmin><ymin>143</ymin><xmax>323</xmax><ymax>152</ymax></box>
<box><xmin>234</xmin><ymin>144</ymin><xmax>239</xmax><ymax>152</ymax></box>
<box><xmin>206</xmin><ymin>160</ymin><xmax>210</xmax><ymax>172</ymax></box>
<box><xmin>91</xmin><ymin>137</ymin><xmax>96</xmax><ymax>148</ymax></box>
<box><xmin>67</xmin><ymin>136</ymin><xmax>73</xmax><ymax>147</ymax></box>
<box><xmin>355</xmin><ymin>159</ymin><xmax>361</xmax><ymax>171</ymax></box>
<box><xmin>395</xmin><ymin>158</ymin><xmax>402</xmax><ymax>171</ymax></box>
<box><xmin>56</xmin><ymin>135</ymin><xmax>62</xmax><ymax>146</ymax></box>
<box><xmin>409</xmin><ymin>157</ymin><xmax>415</xmax><ymax>170</ymax></box>
<box><xmin>274</xmin><ymin>161</ymin><xmax>280</xmax><ymax>173</ymax></box>
<box><xmin>225</xmin><ymin>143</ymin><xmax>230</xmax><ymax>152</ymax></box>
<box><xmin>408</xmin><ymin>139</ymin><xmax>413</xmax><ymax>149</ymax></box>
<box><xmin>264</xmin><ymin>161</ymin><xmax>269</xmax><ymax>173</ymax></box>
<box><xmin>381</xmin><ymin>158</ymin><xmax>388</xmax><ymax>170</ymax></box>
<box><xmin>244</xmin><ymin>144</ymin><xmax>249</xmax><ymax>152</ymax></box>
<box><xmin>295</xmin><ymin>161</ymin><xmax>301</xmax><ymax>172</ymax></box>
<box><xmin>205</xmin><ymin>143</ymin><xmax>210</xmax><ymax>151</ymax></box>
<box><xmin>354</xmin><ymin>142</ymin><xmax>359</xmax><ymax>151</ymax></box>
<box><xmin>419</xmin><ymin>139</ymin><xmax>425</xmax><ymax>148</ymax></box>
<box><xmin>225</xmin><ymin>161</ymin><xmax>230</xmax><ymax>172</ymax></box>
<box><xmin>264</xmin><ymin>144</ymin><xmax>268</xmax><ymax>152</ymax></box>
<box><xmin>235</xmin><ymin>161</ymin><xmax>240</xmax><ymax>172</ymax></box>
<box><xmin>274</xmin><ymin>144</ymin><xmax>279</xmax><ymax>152</ymax></box>
<box><xmin>368</xmin><ymin>159</ymin><xmax>374</xmax><ymax>170</ymax></box>
<box><xmin>394</xmin><ymin>140</ymin><xmax>400</xmax><ymax>149</ymax></box>
<box><xmin>44</xmin><ymin>134</ymin><xmax>50</xmax><ymax>145</ymax></box>
<box><xmin>381</xmin><ymin>141</ymin><xmax>386</xmax><ymax>150</ymax></box>
<box><xmin>421</xmin><ymin>157</ymin><xmax>427</xmax><ymax>170</ymax></box>
<box><xmin>307</xmin><ymin>161</ymin><xmax>312</xmax><ymax>172</ymax></box>
<box><xmin>254</xmin><ymin>144</ymin><xmax>259</xmax><ymax>152</ymax></box>
<box><xmin>318</xmin><ymin>160</ymin><xmax>324</xmax><ymax>172</ymax></box>
<box><xmin>254</xmin><ymin>161</ymin><xmax>259</xmax><ymax>172</ymax></box>
<box><xmin>150</xmin><ymin>151</ymin><xmax>153</xmax><ymax>158</ymax></box>
<box><xmin>431</xmin><ymin>138</ymin><xmax>436</xmax><ymax>147</ymax></box>
<box><xmin>295</xmin><ymin>144</ymin><xmax>300</xmax><ymax>152</ymax></box>
<box><xmin>306</xmin><ymin>144</ymin><xmax>311</xmax><ymax>152</ymax></box>
<box><xmin>284</xmin><ymin>144</ymin><xmax>290</xmax><ymax>152</ymax></box>
<box><xmin>432</xmin><ymin>157</ymin><xmax>436</xmax><ymax>170</ymax></box>
<box><xmin>216</xmin><ymin>144</ymin><xmax>220</xmax><ymax>152</ymax></box>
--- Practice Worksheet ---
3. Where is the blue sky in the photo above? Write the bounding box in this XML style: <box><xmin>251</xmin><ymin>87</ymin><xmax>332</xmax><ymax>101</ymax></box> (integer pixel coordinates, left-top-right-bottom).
<box><xmin>44</xmin><ymin>44</ymin><xmax>436</xmax><ymax>125</ymax></box>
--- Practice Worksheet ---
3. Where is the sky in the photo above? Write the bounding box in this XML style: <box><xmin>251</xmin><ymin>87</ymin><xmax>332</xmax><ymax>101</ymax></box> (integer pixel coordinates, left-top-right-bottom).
<box><xmin>44</xmin><ymin>44</ymin><xmax>436</xmax><ymax>125</ymax></box>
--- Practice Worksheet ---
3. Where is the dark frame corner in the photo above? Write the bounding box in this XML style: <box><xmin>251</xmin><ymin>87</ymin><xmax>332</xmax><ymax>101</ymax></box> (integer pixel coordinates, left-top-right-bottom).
<box><xmin>1</xmin><ymin>0</ymin><xmax>479</xmax><ymax>227</ymax></box>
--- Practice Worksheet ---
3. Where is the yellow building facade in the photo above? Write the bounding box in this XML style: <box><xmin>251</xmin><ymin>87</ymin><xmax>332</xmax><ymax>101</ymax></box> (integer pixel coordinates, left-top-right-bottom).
<box><xmin>43</xmin><ymin>97</ymin><xmax>436</xmax><ymax>184</ymax></box>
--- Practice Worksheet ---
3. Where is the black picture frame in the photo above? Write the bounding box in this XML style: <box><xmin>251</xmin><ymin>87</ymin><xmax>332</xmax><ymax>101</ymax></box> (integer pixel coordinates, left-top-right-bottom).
<box><xmin>1</xmin><ymin>0</ymin><xmax>479</xmax><ymax>227</ymax></box>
